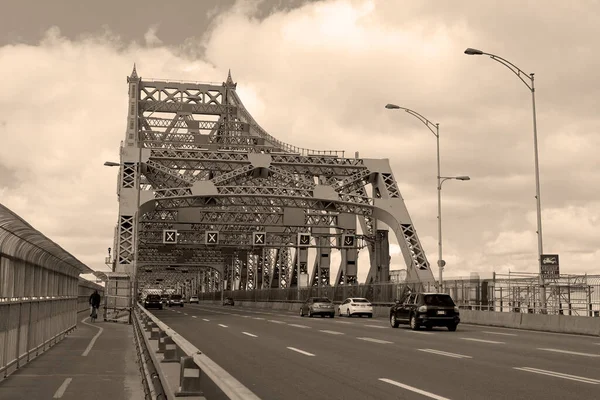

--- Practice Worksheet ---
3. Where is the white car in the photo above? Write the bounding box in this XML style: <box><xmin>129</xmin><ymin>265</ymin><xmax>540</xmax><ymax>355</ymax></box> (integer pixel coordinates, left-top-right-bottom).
<box><xmin>338</xmin><ymin>297</ymin><xmax>373</xmax><ymax>318</ymax></box>
<box><xmin>189</xmin><ymin>296</ymin><xmax>199</xmax><ymax>304</ymax></box>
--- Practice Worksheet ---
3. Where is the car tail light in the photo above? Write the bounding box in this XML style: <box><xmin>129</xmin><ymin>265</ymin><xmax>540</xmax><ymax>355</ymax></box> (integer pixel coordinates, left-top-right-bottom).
<box><xmin>418</xmin><ymin>305</ymin><xmax>428</xmax><ymax>312</ymax></box>
<box><xmin>454</xmin><ymin>306</ymin><xmax>460</xmax><ymax>313</ymax></box>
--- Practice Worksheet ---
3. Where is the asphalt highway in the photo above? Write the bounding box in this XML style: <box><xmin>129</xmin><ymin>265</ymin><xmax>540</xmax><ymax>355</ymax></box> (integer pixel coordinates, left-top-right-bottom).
<box><xmin>150</xmin><ymin>304</ymin><xmax>600</xmax><ymax>400</ymax></box>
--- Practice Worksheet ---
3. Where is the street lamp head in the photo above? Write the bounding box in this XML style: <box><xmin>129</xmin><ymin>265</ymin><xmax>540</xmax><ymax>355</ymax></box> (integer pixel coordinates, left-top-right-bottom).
<box><xmin>464</xmin><ymin>48</ymin><xmax>484</xmax><ymax>55</ymax></box>
<box><xmin>456</xmin><ymin>176</ymin><xmax>471</xmax><ymax>181</ymax></box>
<box><xmin>103</xmin><ymin>161</ymin><xmax>121</xmax><ymax>167</ymax></box>
<box><xmin>385</xmin><ymin>103</ymin><xmax>401</xmax><ymax>109</ymax></box>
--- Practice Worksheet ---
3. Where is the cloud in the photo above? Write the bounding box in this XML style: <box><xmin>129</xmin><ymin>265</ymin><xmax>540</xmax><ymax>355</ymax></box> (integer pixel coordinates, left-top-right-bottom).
<box><xmin>0</xmin><ymin>0</ymin><xmax>598</xmax><ymax>282</ymax></box>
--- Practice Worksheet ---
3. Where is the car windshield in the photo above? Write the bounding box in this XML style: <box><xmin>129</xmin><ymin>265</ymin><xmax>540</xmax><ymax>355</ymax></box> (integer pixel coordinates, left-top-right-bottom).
<box><xmin>146</xmin><ymin>295</ymin><xmax>160</xmax><ymax>300</ymax></box>
<box><xmin>352</xmin><ymin>298</ymin><xmax>370</xmax><ymax>303</ymax></box>
<box><xmin>171</xmin><ymin>295</ymin><xmax>182</xmax><ymax>300</ymax></box>
<box><xmin>423</xmin><ymin>294</ymin><xmax>455</xmax><ymax>306</ymax></box>
<box><xmin>313</xmin><ymin>298</ymin><xmax>331</xmax><ymax>303</ymax></box>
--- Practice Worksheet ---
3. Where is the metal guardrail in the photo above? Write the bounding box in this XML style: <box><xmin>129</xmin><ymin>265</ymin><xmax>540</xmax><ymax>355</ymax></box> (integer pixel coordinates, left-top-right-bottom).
<box><xmin>135</xmin><ymin>303</ymin><xmax>261</xmax><ymax>400</ymax></box>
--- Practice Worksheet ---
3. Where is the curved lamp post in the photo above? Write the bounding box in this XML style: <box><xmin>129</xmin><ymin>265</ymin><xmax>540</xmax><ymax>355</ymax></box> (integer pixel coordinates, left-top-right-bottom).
<box><xmin>464</xmin><ymin>48</ymin><xmax>546</xmax><ymax>309</ymax></box>
<box><xmin>385</xmin><ymin>104</ymin><xmax>470</xmax><ymax>292</ymax></box>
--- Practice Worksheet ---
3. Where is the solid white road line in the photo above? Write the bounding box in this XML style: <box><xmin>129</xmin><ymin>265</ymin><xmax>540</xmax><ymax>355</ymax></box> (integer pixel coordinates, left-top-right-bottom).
<box><xmin>320</xmin><ymin>330</ymin><xmax>344</xmax><ymax>335</ymax></box>
<box><xmin>482</xmin><ymin>331</ymin><xmax>517</xmax><ymax>336</ymax></box>
<box><xmin>357</xmin><ymin>337</ymin><xmax>393</xmax><ymax>344</ymax></box>
<box><xmin>287</xmin><ymin>347</ymin><xmax>315</xmax><ymax>357</ymax></box>
<box><xmin>366</xmin><ymin>324</ymin><xmax>386</xmax><ymax>329</ymax></box>
<box><xmin>242</xmin><ymin>332</ymin><xmax>258</xmax><ymax>338</ymax></box>
<box><xmin>513</xmin><ymin>367</ymin><xmax>600</xmax><ymax>384</ymax></box>
<box><xmin>379</xmin><ymin>378</ymin><xmax>451</xmax><ymax>400</ymax></box>
<box><xmin>418</xmin><ymin>349</ymin><xmax>472</xmax><ymax>359</ymax></box>
<box><xmin>537</xmin><ymin>348</ymin><xmax>600</xmax><ymax>357</ymax></box>
<box><xmin>218</xmin><ymin>324</ymin><xmax>228</xmax><ymax>328</ymax></box>
<box><xmin>81</xmin><ymin>317</ymin><xmax>104</xmax><ymax>357</ymax></box>
<box><xmin>288</xmin><ymin>324</ymin><xmax>310</xmax><ymax>328</ymax></box>
<box><xmin>202</xmin><ymin>318</ymin><xmax>210</xmax><ymax>321</ymax></box>
<box><xmin>53</xmin><ymin>377</ymin><xmax>73</xmax><ymax>398</ymax></box>
<box><xmin>461</xmin><ymin>338</ymin><xmax>504</xmax><ymax>344</ymax></box>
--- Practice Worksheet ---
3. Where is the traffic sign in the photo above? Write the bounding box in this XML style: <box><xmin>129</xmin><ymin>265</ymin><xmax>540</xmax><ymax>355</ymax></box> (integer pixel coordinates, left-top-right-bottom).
<box><xmin>205</xmin><ymin>231</ymin><xmax>219</xmax><ymax>245</ymax></box>
<box><xmin>163</xmin><ymin>229</ymin><xmax>178</xmax><ymax>244</ymax></box>
<box><xmin>297</xmin><ymin>233</ymin><xmax>311</xmax><ymax>247</ymax></box>
<box><xmin>341</xmin><ymin>234</ymin><xmax>355</xmax><ymax>248</ymax></box>
<box><xmin>541</xmin><ymin>254</ymin><xmax>559</xmax><ymax>276</ymax></box>
<box><xmin>253</xmin><ymin>232</ymin><xmax>266</xmax><ymax>246</ymax></box>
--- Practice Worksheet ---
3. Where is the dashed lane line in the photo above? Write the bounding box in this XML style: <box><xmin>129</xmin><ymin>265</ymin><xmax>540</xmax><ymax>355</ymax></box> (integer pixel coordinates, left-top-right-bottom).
<box><xmin>242</xmin><ymin>332</ymin><xmax>258</xmax><ymax>338</ymax></box>
<box><xmin>366</xmin><ymin>324</ymin><xmax>386</xmax><ymax>329</ymax></box>
<box><xmin>53</xmin><ymin>377</ymin><xmax>73</xmax><ymax>398</ymax></box>
<box><xmin>202</xmin><ymin>319</ymin><xmax>210</xmax><ymax>322</ymax></box>
<box><xmin>287</xmin><ymin>347</ymin><xmax>315</xmax><ymax>357</ymax></box>
<box><xmin>81</xmin><ymin>317</ymin><xmax>104</xmax><ymax>357</ymax></box>
<box><xmin>482</xmin><ymin>331</ymin><xmax>517</xmax><ymax>336</ymax></box>
<box><xmin>537</xmin><ymin>348</ymin><xmax>600</xmax><ymax>358</ymax></box>
<box><xmin>461</xmin><ymin>338</ymin><xmax>505</xmax><ymax>344</ymax></box>
<box><xmin>320</xmin><ymin>330</ymin><xmax>344</xmax><ymax>335</ymax></box>
<box><xmin>357</xmin><ymin>337</ymin><xmax>393</xmax><ymax>344</ymax></box>
<box><xmin>218</xmin><ymin>324</ymin><xmax>228</xmax><ymax>328</ymax></box>
<box><xmin>379</xmin><ymin>378</ymin><xmax>451</xmax><ymax>400</ymax></box>
<box><xmin>288</xmin><ymin>324</ymin><xmax>310</xmax><ymax>329</ymax></box>
<box><xmin>418</xmin><ymin>349</ymin><xmax>472</xmax><ymax>359</ymax></box>
<box><xmin>268</xmin><ymin>320</ymin><xmax>286</xmax><ymax>324</ymax></box>
<box><xmin>514</xmin><ymin>367</ymin><xmax>600</xmax><ymax>385</ymax></box>
<box><xmin>192</xmin><ymin>316</ymin><xmax>197</xmax><ymax>318</ymax></box>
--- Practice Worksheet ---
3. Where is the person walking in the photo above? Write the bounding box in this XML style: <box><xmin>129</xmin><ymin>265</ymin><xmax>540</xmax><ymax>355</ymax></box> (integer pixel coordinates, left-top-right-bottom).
<box><xmin>89</xmin><ymin>290</ymin><xmax>101</xmax><ymax>322</ymax></box>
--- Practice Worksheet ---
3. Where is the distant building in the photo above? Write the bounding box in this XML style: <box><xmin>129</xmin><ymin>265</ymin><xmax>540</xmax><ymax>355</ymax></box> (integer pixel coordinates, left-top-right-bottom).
<box><xmin>389</xmin><ymin>269</ymin><xmax>407</xmax><ymax>283</ymax></box>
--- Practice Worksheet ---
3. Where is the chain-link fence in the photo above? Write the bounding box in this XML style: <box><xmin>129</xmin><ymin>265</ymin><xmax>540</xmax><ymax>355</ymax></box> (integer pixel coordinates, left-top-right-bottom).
<box><xmin>198</xmin><ymin>272</ymin><xmax>600</xmax><ymax>316</ymax></box>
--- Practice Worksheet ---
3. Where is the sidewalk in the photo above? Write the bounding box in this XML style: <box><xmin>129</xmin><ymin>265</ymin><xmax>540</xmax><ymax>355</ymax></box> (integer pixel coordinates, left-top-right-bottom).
<box><xmin>0</xmin><ymin>311</ymin><xmax>145</xmax><ymax>400</ymax></box>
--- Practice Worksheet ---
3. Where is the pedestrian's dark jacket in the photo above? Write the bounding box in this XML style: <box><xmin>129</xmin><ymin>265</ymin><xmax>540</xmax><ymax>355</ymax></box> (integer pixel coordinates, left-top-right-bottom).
<box><xmin>89</xmin><ymin>292</ymin><xmax>101</xmax><ymax>308</ymax></box>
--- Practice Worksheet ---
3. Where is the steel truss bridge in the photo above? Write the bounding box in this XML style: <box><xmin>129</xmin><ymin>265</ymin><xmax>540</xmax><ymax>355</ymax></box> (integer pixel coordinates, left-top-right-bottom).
<box><xmin>109</xmin><ymin>65</ymin><xmax>436</xmax><ymax>298</ymax></box>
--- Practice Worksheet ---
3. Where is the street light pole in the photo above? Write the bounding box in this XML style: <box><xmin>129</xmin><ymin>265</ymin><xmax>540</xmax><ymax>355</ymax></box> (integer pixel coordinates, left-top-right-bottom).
<box><xmin>385</xmin><ymin>104</ymin><xmax>470</xmax><ymax>292</ymax></box>
<box><xmin>464</xmin><ymin>48</ymin><xmax>546</xmax><ymax>310</ymax></box>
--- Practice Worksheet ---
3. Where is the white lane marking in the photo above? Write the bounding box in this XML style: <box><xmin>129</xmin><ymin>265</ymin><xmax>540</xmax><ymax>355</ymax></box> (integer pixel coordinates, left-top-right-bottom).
<box><xmin>379</xmin><ymin>378</ymin><xmax>451</xmax><ymax>400</ymax></box>
<box><xmin>242</xmin><ymin>332</ymin><xmax>258</xmax><ymax>337</ymax></box>
<box><xmin>335</xmin><ymin>321</ymin><xmax>352</xmax><ymax>324</ymax></box>
<box><xmin>514</xmin><ymin>367</ymin><xmax>600</xmax><ymax>384</ymax></box>
<box><xmin>202</xmin><ymin>318</ymin><xmax>210</xmax><ymax>322</ymax></box>
<box><xmin>192</xmin><ymin>316</ymin><xmax>197</xmax><ymax>318</ymax></box>
<box><xmin>241</xmin><ymin>315</ymin><xmax>251</xmax><ymax>318</ymax></box>
<box><xmin>408</xmin><ymin>331</ymin><xmax>433</xmax><ymax>335</ymax></box>
<box><xmin>462</xmin><ymin>323</ymin><xmax>599</xmax><ymax>339</ymax></box>
<box><xmin>461</xmin><ymin>338</ymin><xmax>504</xmax><ymax>344</ymax></box>
<box><xmin>218</xmin><ymin>324</ymin><xmax>228</xmax><ymax>328</ymax></box>
<box><xmin>287</xmin><ymin>347</ymin><xmax>315</xmax><ymax>357</ymax></box>
<box><xmin>253</xmin><ymin>317</ymin><xmax>265</xmax><ymax>320</ymax></box>
<box><xmin>537</xmin><ymin>348</ymin><xmax>600</xmax><ymax>358</ymax></box>
<box><xmin>53</xmin><ymin>377</ymin><xmax>73</xmax><ymax>398</ymax></box>
<box><xmin>357</xmin><ymin>337</ymin><xmax>393</xmax><ymax>344</ymax></box>
<box><xmin>288</xmin><ymin>324</ymin><xmax>310</xmax><ymax>328</ymax></box>
<box><xmin>320</xmin><ymin>330</ymin><xmax>344</xmax><ymax>335</ymax></box>
<box><xmin>81</xmin><ymin>317</ymin><xmax>104</xmax><ymax>357</ymax></box>
<box><xmin>268</xmin><ymin>320</ymin><xmax>286</xmax><ymax>324</ymax></box>
<box><xmin>366</xmin><ymin>324</ymin><xmax>386</xmax><ymax>329</ymax></box>
<box><xmin>482</xmin><ymin>331</ymin><xmax>517</xmax><ymax>336</ymax></box>
<box><xmin>183</xmin><ymin>313</ymin><xmax>188</xmax><ymax>315</ymax></box>
<box><xmin>418</xmin><ymin>349</ymin><xmax>472</xmax><ymax>359</ymax></box>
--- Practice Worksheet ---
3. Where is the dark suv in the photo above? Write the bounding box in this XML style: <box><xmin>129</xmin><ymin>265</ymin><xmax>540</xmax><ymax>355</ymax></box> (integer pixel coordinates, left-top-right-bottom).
<box><xmin>390</xmin><ymin>292</ymin><xmax>460</xmax><ymax>331</ymax></box>
<box><xmin>144</xmin><ymin>294</ymin><xmax>163</xmax><ymax>310</ymax></box>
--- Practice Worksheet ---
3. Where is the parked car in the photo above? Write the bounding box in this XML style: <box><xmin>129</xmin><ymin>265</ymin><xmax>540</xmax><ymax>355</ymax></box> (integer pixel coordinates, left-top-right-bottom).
<box><xmin>168</xmin><ymin>294</ymin><xmax>184</xmax><ymax>307</ymax></box>
<box><xmin>389</xmin><ymin>292</ymin><xmax>460</xmax><ymax>331</ymax></box>
<box><xmin>300</xmin><ymin>297</ymin><xmax>335</xmax><ymax>318</ymax></box>
<box><xmin>144</xmin><ymin>294</ymin><xmax>163</xmax><ymax>310</ymax></box>
<box><xmin>223</xmin><ymin>297</ymin><xmax>235</xmax><ymax>306</ymax></box>
<box><xmin>189</xmin><ymin>295</ymin><xmax>199</xmax><ymax>304</ymax></box>
<box><xmin>338</xmin><ymin>297</ymin><xmax>373</xmax><ymax>318</ymax></box>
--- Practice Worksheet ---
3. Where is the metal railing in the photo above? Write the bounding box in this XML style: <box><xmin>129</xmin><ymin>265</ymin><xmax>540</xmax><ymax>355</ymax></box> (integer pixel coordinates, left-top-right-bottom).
<box><xmin>135</xmin><ymin>303</ymin><xmax>260</xmax><ymax>399</ymax></box>
<box><xmin>198</xmin><ymin>273</ymin><xmax>600</xmax><ymax>317</ymax></box>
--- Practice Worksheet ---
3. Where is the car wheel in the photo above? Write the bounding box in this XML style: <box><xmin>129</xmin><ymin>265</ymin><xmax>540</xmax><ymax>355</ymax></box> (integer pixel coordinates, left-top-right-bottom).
<box><xmin>390</xmin><ymin>314</ymin><xmax>399</xmax><ymax>328</ymax></box>
<box><xmin>410</xmin><ymin>314</ymin><xmax>419</xmax><ymax>330</ymax></box>
<box><xmin>329</xmin><ymin>313</ymin><xmax>335</xmax><ymax>318</ymax></box>
<box><xmin>300</xmin><ymin>308</ymin><xmax>304</xmax><ymax>317</ymax></box>
<box><xmin>308</xmin><ymin>309</ymin><xmax>312</xmax><ymax>318</ymax></box>
<box><xmin>447</xmin><ymin>323</ymin><xmax>457</xmax><ymax>332</ymax></box>
<box><xmin>338</xmin><ymin>308</ymin><xmax>342</xmax><ymax>316</ymax></box>
<box><xmin>346</xmin><ymin>309</ymin><xmax>351</xmax><ymax>318</ymax></box>
<box><xmin>367</xmin><ymin>313</ymin><xmax>373</xmax><ymax>318</ymax></box>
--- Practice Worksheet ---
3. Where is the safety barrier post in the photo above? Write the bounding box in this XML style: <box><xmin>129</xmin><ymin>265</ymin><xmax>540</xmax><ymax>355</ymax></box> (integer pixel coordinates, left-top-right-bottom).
<box><xmin>175</xmin><ymin>356</ymin><xmax>203</xmax><ymax>397</ymax></box>
<box><xmin>157</xmin><ymin>330</ymin><xmax>168</xmax><ymax>353</ymax></box>
<box><xmin>161</xmin><ymin>337</ymin><xmax>184</xmax><ymax>363</ymax></box>
<box><xmin>150</xmin><ymin>325</ymin><xmax>161</xmax><ymax>340</ymax></box>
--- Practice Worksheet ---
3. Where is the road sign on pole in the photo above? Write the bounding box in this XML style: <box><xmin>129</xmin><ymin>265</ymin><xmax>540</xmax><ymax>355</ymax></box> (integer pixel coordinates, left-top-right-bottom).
<box><xmin>163</xmin><ymin>229</ymin><xmax>178</xmax><ymax>244</ymax></box>
<box><xmin>253</xmin><ymin>232</ymin><xmax>266</xmax><ymax>246</ymax></box>
<box><xmin>205</xmin><ymin>231</ymin><xmax>219</xmax><ymax>245</ymax></box>
<box><xmin>540</xmin><ymin>254</ymin><xmax>559</xmax><ymax>277</ymax></box>
<box><xmin>297</xmin><ymin>233</ymin><xmax>311</xmax><ymax>247</ymax></box>
<box><xmin>341</xmin><ymin>234</ymin><xmax>355</xmax><ymax>248</ymax></box>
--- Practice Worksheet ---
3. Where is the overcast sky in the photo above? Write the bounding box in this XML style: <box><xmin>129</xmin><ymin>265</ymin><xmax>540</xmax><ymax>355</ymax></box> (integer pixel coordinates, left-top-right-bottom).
<box><xmin>0</xmin><ymin>0</ymin><xmax>598</xmax><ymax>284</ymax></box>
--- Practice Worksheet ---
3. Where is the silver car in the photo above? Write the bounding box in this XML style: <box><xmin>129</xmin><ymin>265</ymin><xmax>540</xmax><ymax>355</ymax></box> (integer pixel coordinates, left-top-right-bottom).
<box><xmin>300</xmin><ymin>297</ymin><xmax>335</xmax><ymax>318</ymax></box>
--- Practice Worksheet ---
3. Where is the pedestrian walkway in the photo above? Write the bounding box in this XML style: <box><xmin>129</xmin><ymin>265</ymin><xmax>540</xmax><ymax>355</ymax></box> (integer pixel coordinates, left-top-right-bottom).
<box><xmin>0</xmin><ymin>311</ymin><xmax>144</xmax><ymax>400</ymax></box>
